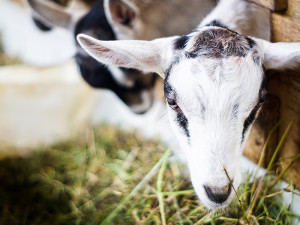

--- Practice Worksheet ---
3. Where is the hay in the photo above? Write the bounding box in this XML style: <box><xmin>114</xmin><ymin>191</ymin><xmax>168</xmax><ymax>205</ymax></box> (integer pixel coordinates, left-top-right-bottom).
<box><xmin>0</xmin><ymin>124</ymin><xmax>298</xmax><ymax>224</ymax></box>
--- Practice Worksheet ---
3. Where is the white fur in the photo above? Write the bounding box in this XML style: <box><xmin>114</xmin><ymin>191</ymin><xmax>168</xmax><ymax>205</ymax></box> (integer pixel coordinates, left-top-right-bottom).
<box><xmin>108</xmin><ymin>65</ymin><xmax>134</xmax><ymax>87</ymax></box>
<box><xmin>200</xmin><ymin>0</ymin><xmax>270</xmax><ymax>40</ymax></box>
<box><xmin>77</xmin><ymin>0</ymin><xmax>300</xmax><ymax>209</ymax></box>
<box><xmin>0</xmin><ymin>0</ymin><xmax>75</xmax><ymax>67</ymax></box>
<box><xmin>77</xmin><ymin>34</ymin><xmax>175</xmax><ymax>76</ymax></box>
<box><xmin>165</xmin><ymin>48</ymin><xmax>264</xmax><ymax>208</ymax></box>
<box><xmin>254</xmin><ymin>38</ymin><xmax>300</xmax><ymax>69</ymax></box>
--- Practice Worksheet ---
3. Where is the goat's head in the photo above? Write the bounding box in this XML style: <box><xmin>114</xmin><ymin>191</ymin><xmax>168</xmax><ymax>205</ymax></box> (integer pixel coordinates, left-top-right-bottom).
<box><xmin>104</xmin><ymin>0</ymin><xmax>215</xmax><ymax>40</ymax></box>
<box><xmin>25</xmin><ymin>0</ymin><xmax>157</xmax><ymax>114</ymax></box>
<box><xmin>77</xmin><ymin>25</ymin><xmax>300</xmax><ymax>209</ymax></box>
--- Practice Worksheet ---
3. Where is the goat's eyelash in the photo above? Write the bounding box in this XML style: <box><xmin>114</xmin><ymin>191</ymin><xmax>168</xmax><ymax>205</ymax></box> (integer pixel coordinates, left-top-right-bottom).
<box><xmin>166</xmin><ymin>98</ymin><xmax>181</xmax><ymax>111</ymax></box>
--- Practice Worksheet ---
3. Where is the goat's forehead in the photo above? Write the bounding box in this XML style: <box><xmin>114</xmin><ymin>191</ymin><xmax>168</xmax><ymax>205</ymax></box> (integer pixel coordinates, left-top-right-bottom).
<box><xmin>165</xmin><ymin>56</ymin><xmax>264</xmax><ymax>111</ymax></box>
<box><xmin>165</xmin><ymin>27</ymin><xmax>264</xmax><ymax>98</ymax></box>
<box><xmin>167</xmin><ymin>55</ymin><xmax>263</xmax><ymax>86</ymax></box>
<box><xmin>174</xmin><ymin>26</ymin><xmax>258</xmax><ymax>59</ymax></box>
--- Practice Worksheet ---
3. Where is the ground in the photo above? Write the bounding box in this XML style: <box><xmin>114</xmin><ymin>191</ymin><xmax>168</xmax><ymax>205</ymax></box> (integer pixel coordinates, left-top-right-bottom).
<box><xmin>0</xmin><ymin>125</ymin><xmax>297</xmax><ymax>225</ymax></box>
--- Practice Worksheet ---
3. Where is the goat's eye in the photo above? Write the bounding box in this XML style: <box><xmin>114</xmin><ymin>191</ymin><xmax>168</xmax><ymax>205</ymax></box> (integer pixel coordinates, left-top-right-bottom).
<box><xmin>166</xmin><ymin>98</ymin><xmax>180</xmax><ymax>110</ymax></box>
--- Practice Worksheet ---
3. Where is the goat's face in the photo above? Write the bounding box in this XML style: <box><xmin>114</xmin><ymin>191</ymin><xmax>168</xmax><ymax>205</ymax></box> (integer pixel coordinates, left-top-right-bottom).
<box><xmin>164</xmin><ymin>27</ymin><xmax>266</xmax><ymax>208</ymax></box>
<box><xmin>77</xmin><ymin>25</ymin><xmax>300</xmax><ymax>208</ymax></box>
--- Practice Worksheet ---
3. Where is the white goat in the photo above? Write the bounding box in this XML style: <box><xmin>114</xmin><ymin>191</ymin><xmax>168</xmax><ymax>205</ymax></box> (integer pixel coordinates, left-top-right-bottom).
<box><xmin>77</xmin><ymin>0</ymin><xmax>300</xmax><ymax>209</ymax></box>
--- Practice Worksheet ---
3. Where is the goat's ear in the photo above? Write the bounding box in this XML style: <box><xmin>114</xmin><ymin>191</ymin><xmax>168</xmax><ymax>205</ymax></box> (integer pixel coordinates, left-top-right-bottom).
<box><xmin>77</xmin><ymin>34</ymin><xmax>176</xmax><ymax>78</ymax></box>
<box><xmin>255</xmin><ymin>38</ymin><xmax>300</xmax><ymax>70</ymax></box>
<box><xmin>104</xmin><ymin>0</ymin><xmax>141</xmax><ymax>38</ymax></box>
<box><xmin>26</xmin><ymin>0</ymin><xmax>72</xmax><ymax>29</ymax></box>
<box><xmin>105</xmin><ymin>0</ymin><xmax>138</xmax><ymax>27</ymax></box>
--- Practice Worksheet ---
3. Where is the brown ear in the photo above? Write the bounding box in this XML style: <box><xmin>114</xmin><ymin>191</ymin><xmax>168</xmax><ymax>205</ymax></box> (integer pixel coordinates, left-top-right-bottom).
<box><xmin>105</xmin><ymin>0</ymin><xmax>138</xmax><ymax>28</ymax></box>
<box><xmin>26</xmin><ymin>0</ymin><xmax>72</xmax><ymax>29</ymax></box>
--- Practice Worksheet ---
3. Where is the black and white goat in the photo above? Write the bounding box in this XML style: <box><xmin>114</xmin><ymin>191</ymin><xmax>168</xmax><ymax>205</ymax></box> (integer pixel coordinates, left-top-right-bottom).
<box><xmin>77</xmin><ymin>0</ymin><xmax>300</xmax><ymax>209</ymax></box>
<box><xmin>26</xmin><ymin>0</ymin><xmax>156</xmax><ymax>113</ymax></box>
<box><xmin>26</xmin><ymin>0</ymin><xmax>215</xmax><ymax>113</ymax></box>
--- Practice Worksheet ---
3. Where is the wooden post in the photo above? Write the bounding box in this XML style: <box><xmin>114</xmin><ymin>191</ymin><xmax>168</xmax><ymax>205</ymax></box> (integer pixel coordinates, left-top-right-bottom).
<box><xmin>244</xmin><ymin>0</ymin><xmax>300</xmax><ymax>187</ymax></box>
<box><xmin>249</xmin><ymin>0</ymin><xmax>287</xmax><ymax>11</ymax></box>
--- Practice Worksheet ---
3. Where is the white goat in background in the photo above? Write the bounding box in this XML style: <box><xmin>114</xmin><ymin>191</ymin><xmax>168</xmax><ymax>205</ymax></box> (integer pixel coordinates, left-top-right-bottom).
<box><xmin>77</xmin><ymin>0</ymin><xmax>300</xmax><ymax>209</ymax></box>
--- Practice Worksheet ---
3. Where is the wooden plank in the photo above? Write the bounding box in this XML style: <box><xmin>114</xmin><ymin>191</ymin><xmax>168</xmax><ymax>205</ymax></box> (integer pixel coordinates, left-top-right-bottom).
<box><xmin>264</xmin><ymin>0</ymin><xmax>300</xmax><ymax>187</ymax></box>
<box><xmin>272</xmin><ymin>0</ymin><xmax>300</xmax><ymax>42</ymax></box>
<box><xmin>248</xmin><ymin>0</ymin><xmax>287</xmax><ymax>11</ymax></box>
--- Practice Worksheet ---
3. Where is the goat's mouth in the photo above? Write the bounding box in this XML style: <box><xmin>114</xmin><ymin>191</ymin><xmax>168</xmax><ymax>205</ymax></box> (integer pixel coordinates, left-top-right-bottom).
<box><xmin>204</xmin><ymin>183</ymin><xmax>232</xmax><ymax>205</ymax></box>
<box><xmin>191</xmin><ymin>176</ymin><xmax>238</xmax><ymax>210</ymax></box>
<box><xmin>197</xmin><ymin>188</ymin><xmax>235</xmax><ymax>210</ymax></box>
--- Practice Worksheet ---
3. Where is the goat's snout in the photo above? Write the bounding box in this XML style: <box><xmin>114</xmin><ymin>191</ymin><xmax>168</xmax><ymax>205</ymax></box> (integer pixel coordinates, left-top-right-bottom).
<box><xmin>204</xmin><ymin>183</ymin><xmax>232</xmax><ymax>204</ymax></box>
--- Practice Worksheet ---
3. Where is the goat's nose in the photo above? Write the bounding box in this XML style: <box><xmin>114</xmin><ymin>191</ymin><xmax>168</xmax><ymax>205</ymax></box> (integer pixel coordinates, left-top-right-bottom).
<box><xmin>204</xmin><ymin>184</ymin><xmax>232</xmax><ymax>204</ymax></box>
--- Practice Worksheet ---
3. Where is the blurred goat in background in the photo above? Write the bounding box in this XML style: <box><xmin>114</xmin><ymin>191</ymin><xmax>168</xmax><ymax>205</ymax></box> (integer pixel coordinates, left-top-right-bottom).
<box><xmin>26</xmin><ymin>0</ymin><xmax>216</xmax><ymax>113</ymax></box>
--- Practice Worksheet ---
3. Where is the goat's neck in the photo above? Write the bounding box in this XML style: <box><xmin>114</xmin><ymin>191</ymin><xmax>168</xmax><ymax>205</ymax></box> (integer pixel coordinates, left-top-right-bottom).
<box><xmin>199</xmin><ymin>0</ymin><xmax>270</xmax><ymax>40</ymax></box>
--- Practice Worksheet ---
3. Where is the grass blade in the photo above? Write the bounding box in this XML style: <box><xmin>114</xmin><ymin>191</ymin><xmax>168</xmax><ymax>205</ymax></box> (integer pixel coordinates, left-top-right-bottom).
<box><xmin>223</xmin><ymin>166</ymin><xmax>250</xmax><ymax>224</ymax></box>
<box><xmin>156</xmin><ymin>149</ymin><xmax>171</xmax><ymax>225</ymax></box>
<box><xmin>267</xmin><ymin>122</ymin><xmax>292</xmax><ymax>172</ymax></box>
<box><xmin>267</xmin><ymin>154</ymin><xmax>300</xmax><ymax>193</ymax></box>
<box><xmin>161</xmin><ymin>190</ymin><xmax>195</xmax><ymax>196</ymax></box>
<box><xmin>250</xmin><ymin>121</ymin><xmax>280</xmax><ymax>200</ymax></box>
<box><xmin>100</xmin><ymin>149</ymin><xmax>171</xmax><ymax>225</ymax></box>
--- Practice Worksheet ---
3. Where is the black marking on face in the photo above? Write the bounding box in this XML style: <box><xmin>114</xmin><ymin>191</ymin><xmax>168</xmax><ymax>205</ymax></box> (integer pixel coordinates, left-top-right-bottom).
<box><xmin>164</xmin><ymin>56</ymin><xmax>181</xmax><ymax>80</ymax></box>
<box><xmin>186</xmin><ymin>28</ymin><xmax>255</xmax><ymax>59</ymax></box>
<box><xmin>258</xmin><ymin>76</ymin><xmax>267</xmax><ymax>104</ymax></box>
<box><xmin>164</xmin><ymin>81</ymin><xmax>175</xmax><ymax>99</ymax></box>
<box><xmin>241</xmin><ymin>75</ymin><xmax>266</xmax><ymax>141</ymax></box>
<box><xmin>246</xmin><ymin>37</ymin><xmax>256</xmax><ymax>49</ymax></box>
<box><xmin>164</xmin><ymin>81</ymin><xmax>190</xmax><ymax>138</ymax></box>
<box><xmin>173</xmin><ymin>35</ymin><xmax>189</xmax><ymax>50</ymax></box>
<box><xmin>177</xmin><ymin>112</ymin><xmax>190</xmax><ymax>138</ymax></box>
<box><xmin>252</xmin><ymin>50</ymin><xmax>261</xmax><ymax>66</ymax></box>
<box><xmin>242</xmin><ymin>102</ymin><xmax>261</xmax><ymax>141</ymax></box>
<box><xmin>233</xmin><ymin>103</ymin><xmax>239</xmax><ymax>118</ymax></box>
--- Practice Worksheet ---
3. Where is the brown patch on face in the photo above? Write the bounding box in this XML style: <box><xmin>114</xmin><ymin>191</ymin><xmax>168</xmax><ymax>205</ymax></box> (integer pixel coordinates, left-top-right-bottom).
<box><xmin>187</xmin><ymin>28</ymin><xmax>255</xmax><ymax>59</ymax></box>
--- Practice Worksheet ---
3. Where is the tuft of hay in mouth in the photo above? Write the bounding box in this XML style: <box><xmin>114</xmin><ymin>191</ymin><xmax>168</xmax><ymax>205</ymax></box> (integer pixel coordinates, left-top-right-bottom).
<box><xmin>0</xmin><ymin>124</ymin><xmax>299</xmax><ymax>225</ymax></box>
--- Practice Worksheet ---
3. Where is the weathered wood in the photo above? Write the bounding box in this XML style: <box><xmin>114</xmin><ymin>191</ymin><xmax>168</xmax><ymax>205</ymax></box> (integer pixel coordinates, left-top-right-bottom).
<box><xmin>245</xmin><ymin>0</ymin><xmax>300</xmax><ymax>188</ymax></box>
<box><xmin>274</xmin><ymin>69</ymin><xmax>300</xmax><ymax>187</ymax></box>
<box><xmin>249</xmin><ymin>0</ymin><xmax>287</xmax><ymax>11</ymax></box>
<box><xmin>271</xmin><ymin>0</ymin><xmax>300</xmax><ymax>187</ymax></box>
<box><xmin>244</xmin><ymin>95</ymin><xmax>280</xmax><ymax>167</ymax></box>
<box><xmin>272</xmin><ymin>0</ymin><xmax>300</xmax><ymax>42</ymax></box>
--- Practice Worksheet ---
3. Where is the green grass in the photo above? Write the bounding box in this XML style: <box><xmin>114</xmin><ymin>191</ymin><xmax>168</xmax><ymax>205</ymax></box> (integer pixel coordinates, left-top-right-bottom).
<box><xmin>0</xmin><ymin>124</ymin><xmax>299</xmax><ymax>225</ymax></box>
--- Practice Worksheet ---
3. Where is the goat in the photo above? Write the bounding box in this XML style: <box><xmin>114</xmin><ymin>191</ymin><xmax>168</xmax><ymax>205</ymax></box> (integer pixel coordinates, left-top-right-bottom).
<box><xmin>25</xmin><ymin>0</ymin><xmax>215</xmax><ymax>113</ymax></box>
<box><xmin>77</xmin><ymin>0</ymin><xmax>300</xmax><ymax>209</ymax></box>
<box><xmin>26</xmin><ymin>0</ymin><xmax>156</xmax><ymax>113</ymax></box>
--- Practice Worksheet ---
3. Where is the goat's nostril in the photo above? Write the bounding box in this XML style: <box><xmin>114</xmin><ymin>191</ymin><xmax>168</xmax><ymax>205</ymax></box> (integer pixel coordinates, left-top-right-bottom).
<box><xmin>204</xmin><ymin>184</ymin><xmax>232</xmax><ymax>204</ymax></box>
<box><xmin>222</xmin><ymin>184</ymin><xmax>230</xmax><ymax>194</ymax></box>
